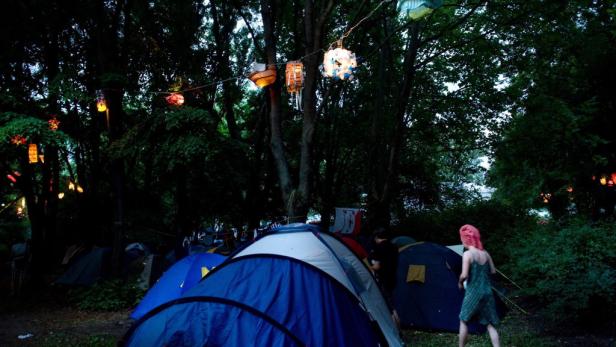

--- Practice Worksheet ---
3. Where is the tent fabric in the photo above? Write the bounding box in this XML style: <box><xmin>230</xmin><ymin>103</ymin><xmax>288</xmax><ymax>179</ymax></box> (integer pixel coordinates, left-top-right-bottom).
<box><xmin>124</xmin><ymin>297</ymin><xmax>304</xmax><ymax>347</ymax></box>
<box><xmin>392</xmin><ymin>236</ymin><xmax>417</xmax><ymax>248</ymax></box>
<box><xmin>131</xmin><ymin>252</ymin><xmax>227</xmax><ymax>320</ymax></box>
<box><xmin>237</xmin><ymin>224</ymin><xmax>403</xmax><ymax>347</ymax></box>
<box><xmin>124</xmin><ymin>255</ymin><xmax>382</xmax><ymax>347</ymax></box>
<box><xmin>340</xmin><ymin>235</ymin><xmax>369</xmax><ymax>259</ymax></box>
<box><xmin>55</xmin><ymin>247</ymin><xmax>111</xmax><ymax>286</ymax></box>
<box><xmin>393</xmin><ymin>242</ymin><xmax>506</xmax><ymax>334</ymax></box>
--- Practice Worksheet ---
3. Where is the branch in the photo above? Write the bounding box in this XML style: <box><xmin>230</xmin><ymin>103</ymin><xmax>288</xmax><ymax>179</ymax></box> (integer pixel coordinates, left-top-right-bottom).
<box><xmin>419</xmin><ymin>0</ymin><xmax>486</xmax><ymax>47</ymax></box>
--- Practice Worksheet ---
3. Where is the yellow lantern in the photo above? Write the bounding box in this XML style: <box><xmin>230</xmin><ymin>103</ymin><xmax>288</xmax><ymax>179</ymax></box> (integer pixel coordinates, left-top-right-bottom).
<box><xmin>97</xmin><ymin>98</ymin><xmax>108</xmax><ymax>112</ymax></box>
<box><xmin>28</xmin><ymin>144</ymin><xmax>38</xmax><ymax>163</ymax></box>
<box><xmin>286</xmin><ymin>61</ymin><xmax>304</xmax><ymax>109</ymax></box>
<box><xmin>322</xmin><ymin>45</ymin><xmax>358</xmax><ymax>80</ymax></box>
<box><xmin>76</xmin><ymin>185</ymin><xmax>84</xmax><ymax>193</ymax></box>
<box><xmin>68</xmin><ymin>181</ymin><xmax>75</xmax><ymax>191</ymax></box>
<box><xmin>58</xmin><ymin>192</ymin><xmax>65</xmax><ymax>199</ymax></box>
<box><xmin>248</xmin><ymin>63</ymin><xmax>277</xmax><ymax>88</ymax></box>
<box><xmin>600</xmin><ymin>176</ymin><xmax>607</xmax><ymax>186</ymax></box>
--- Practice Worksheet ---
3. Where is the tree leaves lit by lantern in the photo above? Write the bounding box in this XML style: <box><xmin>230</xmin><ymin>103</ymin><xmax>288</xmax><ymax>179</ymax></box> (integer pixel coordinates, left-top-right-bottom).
<box><xmin>397</xmin><ymin>0</ymin><xmax>443</xmax><ymax>20</ymax></box>
<box><xmin>28</xmin><ymin>144</ymin><xmax>38</xmax><ymax>163</ymax></box>
<box><xmin>286</xmin><ymin>61</ymin><xmax>304</xmax><ymax>110</ymax></box>
<box><xmin>248</xmin><ymin>63</ymin><xmax>277</xmax><ymax>88</ymax></box>
<box><xmin>48</xmin><ymin>116</ymin><xmax>60</xmax><ymax>131</ymax></box>
<box><xmin>96</xmin><ymin>97</ymin><xmax>108</xmax><ymax>112</ymax></box>
<box><xmin>322</xmin><ymin>43</ymin><xmax>357</xmax><ymax>80</ymax></box>
<box><xmin>11</xmin><ymin>135</ymin><xmax>27</xmax><ymax>146</ymax></box>
<box><xmin>165</xmin><ymin>92</ymin><xmax>185</xmax><ymax>106</ymax></box>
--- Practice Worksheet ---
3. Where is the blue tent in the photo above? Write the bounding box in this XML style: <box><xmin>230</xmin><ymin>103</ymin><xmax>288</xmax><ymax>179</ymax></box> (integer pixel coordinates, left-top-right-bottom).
<box><xmin>131</xmin><ymin>252</ymin><xmax>227</xmax><ymax>320</ymax></box>
<box><xmin>122</xmin><ymin>224</ymin><xmax>404</xmax><ymax>347</ymax></box>
<box><xmin>393</xmin><ymin>242</ymin><xmax>506</xmax><ymax>333</ymax></box>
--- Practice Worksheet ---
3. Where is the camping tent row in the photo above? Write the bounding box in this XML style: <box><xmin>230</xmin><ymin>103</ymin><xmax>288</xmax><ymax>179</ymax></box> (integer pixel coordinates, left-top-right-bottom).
<box><xmin>122</xmin><ymin>223</ymin><xmax>403</xmax><ymax>347</ymax></box>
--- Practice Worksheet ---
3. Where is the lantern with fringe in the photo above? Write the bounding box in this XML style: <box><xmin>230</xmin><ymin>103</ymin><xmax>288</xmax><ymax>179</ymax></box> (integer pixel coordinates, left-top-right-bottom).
<box><xmin>11</xmin><ymin>135</ymin><xmax>27</xmax><ymax>146</ymax></box>
<box><xmin>322</xmin><ymin>44</ymin><xmax>357</xmax><ymax>80</ymax></box>
<box><xmin>165</xmin><ymin>92</ymin><xmax>185</xmax><ymax>106</ymax></box>
<box><xmin>398</xmin><ymin>0</ymin><xmax>443</xmax><ymax>20</ymax></box>
<box><xmin>248</xmin><ymin>63</ymin><xmax>277</xmax><ymax>88</ymax></box>
<box><xmin>286</xmin><ymin>61</ymin><xmax>304</xmax><ymax>109</ymax></box>
<box><xmin>28</xmin><ymin>144</ymin><xmax>38</xmax><ymax>163</ymax></box>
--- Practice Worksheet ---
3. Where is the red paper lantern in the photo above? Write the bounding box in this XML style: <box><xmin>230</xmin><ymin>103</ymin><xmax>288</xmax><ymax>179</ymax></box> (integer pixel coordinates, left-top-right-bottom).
<box><xmin>611</xmin><ymin>173</ymin><xmax>616</xmax><ymax>183</ymax></box>
<box><xmin>11</xmin><ymin>135</ymin><xmax>27</xmax><ymax>146</ymax></box>
<box><xmin>165</xmin><ymin>92</ymin><xmax>185</xmax><ymax>106</ymax></box>
<box><xmin>48</xmin><ymin>117</ymin><xmax>60</xmax><ymax>131</ymax></box>
<box><xmin>248</xmin><ymin>64</ymin><xmax>277</xmax><ymax>88</ymax></box>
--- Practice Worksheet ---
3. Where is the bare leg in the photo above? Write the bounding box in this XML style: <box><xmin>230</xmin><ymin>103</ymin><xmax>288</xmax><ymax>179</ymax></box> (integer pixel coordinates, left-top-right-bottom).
<box><xmin>487</xmin><ymin>324</ymin><xmax>500</xmax><ymax>347</ymax></box>
<box><xmin>459</xmin><ymin>321</ymin><xmax>468</xmax><ymax>347</ymax></box>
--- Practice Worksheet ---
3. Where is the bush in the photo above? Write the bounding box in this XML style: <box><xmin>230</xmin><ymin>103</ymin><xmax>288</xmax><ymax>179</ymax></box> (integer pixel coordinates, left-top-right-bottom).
<box><xmin>506</xmin><ymin>219</ymin><xmax>616</xmax><ymax>327</ymax></box>
<box><xmin>70</xmin><ymin>279</ymin><xmax>145</xmax><ymax>311</ymax></box>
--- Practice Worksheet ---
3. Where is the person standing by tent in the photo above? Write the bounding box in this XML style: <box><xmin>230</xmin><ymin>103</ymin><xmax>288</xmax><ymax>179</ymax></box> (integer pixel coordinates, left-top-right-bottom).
<box><xmin>370</xmin><ymin>228</ymin><xmax>400</xmax><ymax>327</ymax></box>
<box><xmin>457</xmin><ymin>224</ymin><xmax>501</xmax><ymax>347</ymax></box>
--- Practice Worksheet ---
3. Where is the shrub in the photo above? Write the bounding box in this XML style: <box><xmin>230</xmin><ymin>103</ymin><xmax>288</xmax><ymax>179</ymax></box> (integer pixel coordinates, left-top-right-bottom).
<box><xmin>70</xmin><ymin>279</ymin><xmax>145</xmax><ymax>311</ymax></box>
<box><xmin>506</xmin><ymin>219</ymin><xmax>616</xmax><ymax>327</ymax></box>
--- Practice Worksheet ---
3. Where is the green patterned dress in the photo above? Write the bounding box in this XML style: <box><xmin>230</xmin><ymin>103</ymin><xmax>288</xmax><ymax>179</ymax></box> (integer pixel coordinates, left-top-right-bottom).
<box><xmin>459</xmin><ymin>262</ymin><xmax>500</xmax><ymax>326</ymax></box>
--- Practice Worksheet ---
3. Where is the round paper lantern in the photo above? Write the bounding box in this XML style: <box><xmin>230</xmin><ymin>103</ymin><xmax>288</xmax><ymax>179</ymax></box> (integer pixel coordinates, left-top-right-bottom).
<box><xmin>322</xmin><ymin>46</ymin><xmax>357</xmax><ymax>80</ymax></box>
<box><xmin>398</xmin><ymin>0</ymin><xmax>443</xmax><ymax>20</ymax></box>
<box><xmin>165</xmin><ymin>92</ymin><xmax>185</xmax><ymax>106</ymax></box>
<box><xmin>48</xmin><ymin>117</ymin><xmax>60</xmax><ymax>131</ymax></box>
<box><xmin>600</xmin><ymin>176</ymin><xmax>607</xmax><ymax>186</ymax></box>
<box><xmin>249</xmin><ymin>64</ymin><xmax>277</xmax><ymax>88</ymax></box>
<box><xmin>96</xmin><ymin>98</ymin><xmax>108</xmax><ymax>112</ymax></box>
<box><xmin>286</xmin><ymin>61</ymin><xmax>304</xmax><ymax>109</ymax></box>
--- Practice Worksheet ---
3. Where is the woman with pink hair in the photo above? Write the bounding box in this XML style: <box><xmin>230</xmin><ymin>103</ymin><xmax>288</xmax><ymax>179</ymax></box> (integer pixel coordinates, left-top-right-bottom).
<box><xmin>458</xmin><ymin>224</ymin><xmax>501</xmax><ymax>347</ymax></box>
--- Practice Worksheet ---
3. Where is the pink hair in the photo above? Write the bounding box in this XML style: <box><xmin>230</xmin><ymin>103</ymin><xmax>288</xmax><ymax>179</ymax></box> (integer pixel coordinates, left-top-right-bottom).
<box><xmin>459</xmin><ymin>224</ymin><xmax>484</xmax><ymax>250</ymax></box>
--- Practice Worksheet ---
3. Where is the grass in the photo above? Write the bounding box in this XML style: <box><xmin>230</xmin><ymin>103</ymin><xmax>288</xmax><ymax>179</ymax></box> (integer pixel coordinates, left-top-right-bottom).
<box><xmin>38</xmin><ymin>333</ymin><xmax>116</xmax><ymax>347</ymax></box>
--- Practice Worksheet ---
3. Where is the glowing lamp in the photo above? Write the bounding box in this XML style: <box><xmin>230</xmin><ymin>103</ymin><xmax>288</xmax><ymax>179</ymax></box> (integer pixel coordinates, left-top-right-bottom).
<box><xmin>165</xmin><ymin>92</ymin><xmax>185</xmax><ymax>106</ymax></box>
<box><xmin>286</xmin><ymin>61</ymin><xmax>304</xmax><ymax>109</ymax></box>
<box><xmin>68</xmin><ymin>182</ymin><xmax>75</xmax><ymax>191</ymax></box>
<box><xmin>322</xmin><ymin>46</ymin><xmax>357</xmax><ymax>80</ymax></box>
<box><xmin>11</xmin><ymin>135</ymin><xmax>27</xmax><ymax>146</ymax></box>
<box><xmin>612</xmin><ymin>173</ymin><xmax>616</xmax><ymax>183</ymax></box>
<box><xmin>76</xmin><ymin>185</ymin><xmax>84</xmax><ymax>193</ymax></box>
<box><xmin>48</xmin><ymin>117</ymin><xmax>60</xmax><ymax>131</ymax></box>
<box><xmin>248</xmin><ymin>63</ymin><xmax>277</xmax><ymax>88</ymax></box>
<box><xmin>600</xmin><ymin>176</ymin><xmax>607</xmax><ymax>186</ymax></box>
<box><xmin>58</xmin><ymin>192</ymin><xmax>65</xmax><ymax>199</ymax></box>
<box><xmin>28</xmin><ymin>144</ymin><xmax>38</xmax><ymax>163</ymax></box>
<box><xmin>566</xmin><ymin>186</ymin><xmax>573</xmax><ymax>193</ymax></box>
<box><xmin>96</xmin><ymin>98</ymin><xmax>108</xmax><ymax>112</ymax></box>
<box><xmin>609</xmin><ymin>181</ymin><xmax>615</xmax><ymax>187</ymax></box>
<box><xmin>7</xmin><ymin>174</ymin><xmax>17</xmax><ymax>183</ymax></box>
<box><xmin>398</xmin><ymin>0</ymin><xmax>443</xmax><ymax>20</ymax></box>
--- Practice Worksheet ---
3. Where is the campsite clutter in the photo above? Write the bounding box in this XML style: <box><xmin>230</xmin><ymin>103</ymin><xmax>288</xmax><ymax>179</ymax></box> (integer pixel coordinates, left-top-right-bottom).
<box><xmin>122</xmin><ymin>223</ymin><xmax>404</xmax><ymax>347</ymax></box>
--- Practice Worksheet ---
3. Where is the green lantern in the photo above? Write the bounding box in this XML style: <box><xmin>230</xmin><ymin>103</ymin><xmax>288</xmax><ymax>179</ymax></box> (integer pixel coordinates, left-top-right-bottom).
<box><xmin>398</xmin><ymin>0</ymin><xmax>443</xmax><ymax>20</ymax></box>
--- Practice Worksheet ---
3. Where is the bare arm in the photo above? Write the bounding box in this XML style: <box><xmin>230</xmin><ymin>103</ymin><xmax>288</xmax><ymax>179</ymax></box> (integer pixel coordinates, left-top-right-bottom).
<box><xmin>459</xmin><ymin>251</ymin><xmax>471</xmax><ymax>289</ymax></box>
<box><xmin>487</xmin><ymin>252</ymin><xmax>496</xmax><ymax>275</ymax></box>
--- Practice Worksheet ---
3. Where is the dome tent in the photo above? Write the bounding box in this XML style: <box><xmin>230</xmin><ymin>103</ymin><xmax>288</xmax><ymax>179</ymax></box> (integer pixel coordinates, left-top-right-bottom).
<box><xmin>122</xmin><ymin>223</ymin><xmax>403</xmax><ymax>347</ymax></box>
<box><xmin>393</xmin><ymin>242</ymin><xmax>507</xmax><ymax>333</ymax></box>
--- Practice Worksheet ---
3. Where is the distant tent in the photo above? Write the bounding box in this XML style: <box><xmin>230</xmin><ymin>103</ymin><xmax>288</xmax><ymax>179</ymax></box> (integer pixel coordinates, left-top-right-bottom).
<box><xmin>393</xmin><ymin>242</ymin><xmax>506</xmax><ymax>333</ymax></box>
<box><xmin>446</xmin><ymin>244</ymin><xmax>464</xmax><ymax>256</ymax></box>
<box><xmin>123</xmin><ymin>224</ymin><xmax>403</xmax><ymax>347</ymax></box>
<box><xmin>391</xmin><ymin>236</ymin><xmax>417</xmax><ymax>248</ymax></box>
<box><xmin>329</xmin><ymin>207</ymin><xmax>362</xmax><ymax>235</ymax></box>
<box><xmin>131</xmin><ymin>252</ymin><xmax>226</xmax><ymax>320</ymax></box>
<box><xmin>55</xmin><ymin>247</ymin><xmax>111</xmax><ymax>286</ymax></box>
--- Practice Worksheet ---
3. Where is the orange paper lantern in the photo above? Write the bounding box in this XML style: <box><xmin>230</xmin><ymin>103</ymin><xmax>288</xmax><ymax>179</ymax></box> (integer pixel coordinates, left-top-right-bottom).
<box><xmin>165</xmin><ymin>92</ymin><xmax>185</xmax><ymax>106</ymax></box>
<box><xmin>11</xmin><ymin>135</ymin><xmax>27</xmax><ymax>146</ymax></box>
<box><xmin>48</xmin><ymin>117</ymin><xmax>60</xmax><ymax>131</ymax></box>
<box><xmin>248</xmin><ymin>64</ymin><xmax>276</xmax><ymax>88</ymax></box>
<box><xmin>96</xmin><ymin>98</ymin><xmax>107</xmax><ymax>112</ymax></box>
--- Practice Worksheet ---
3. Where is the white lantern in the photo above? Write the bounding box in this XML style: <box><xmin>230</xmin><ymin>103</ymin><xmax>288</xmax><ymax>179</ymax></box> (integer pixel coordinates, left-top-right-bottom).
<box><xmin>322</xmin><ymin>46</ymin><xmax>357</xmax><ymax>81</ymax></box>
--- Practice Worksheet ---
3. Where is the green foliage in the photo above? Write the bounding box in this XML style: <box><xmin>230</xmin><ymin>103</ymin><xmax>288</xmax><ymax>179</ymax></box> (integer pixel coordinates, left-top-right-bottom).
<box><xmin>70</xmin><ymin>280</ymin><xmax>145</xmax><ymax>312</ymax></box>
<box><xmin>506</xmin><ymin>219</ymin><xmax>616</xmax><ymax>326</ymax></box>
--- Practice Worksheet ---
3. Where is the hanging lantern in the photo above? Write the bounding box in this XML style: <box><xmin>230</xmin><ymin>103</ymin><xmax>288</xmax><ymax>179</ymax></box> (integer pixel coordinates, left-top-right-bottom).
<box><xmin>248</xmin><ymin>63</ymin><xmax>277</xmax><ymax>88</ymax></box>
<box><xmin>165</xmin><ymin>92</ymin><xmax>185</xmax><ymax>106</ymax></box>
<box><xmin>322</xmin><ymin>44</ymin><xmax>357</xmax><ymax>81</ymax></box>
<box><xmin>76</xmin><ymin>185</ymin><xmax>84</xmax><ymax>193</ymax></box>
<box><xmin>7</xmin><ymin>174</ymin><xmax>17</xmax><ymax>183</ymax></box>
<box><xmin>68</xmin><ymin>181</ymin><xmax>75</xmax><ymax>191</ymax></box>
<box><xmin>48</xmin><ymin>117</ymin><xmax>60</xmax><ymax>131</ymax></box>
<box><xmin>398</xmin><ymin>0</ymin><xmax>443</xmax><ymax>20</ymax></box>
<box><xmin>566</xmin><ymin>186</ymin><xmax>573</xmax><ymax>193</ymax></box>
<box><xmin>28</xmin><ymin>144</ymin><xmax>38</xmax><ymax>163</ymax></box>
<box><xmin>609</xmin><ymin>181</ymin><xmax>615</xmax><ymax>187</ymax></box>
<box><xmin>600</xmin><ymin>175</ymin><xmax>607</xmax><ymax>186</ymax></box>
<box><xmin>611</xmin><ymin>173</ymin><xmax>616</xmax><ymax>183</ymax></box>
<box><xmin>96</xmin><ymin>97</ymin><xmax>108</xmax><ymax>112</ymax></box>
<box><xmin>11</xmin><ymin>135</ymin><xmax>27</xmax><ymax>146</ymax></box>
<box><xmin>540</xmin><ymin>192</ymin><xmax>551</xmax><ymax>204</ymax></box>
<box><xmin>286</xmin><ymin>61</ymin><xmax>304</xmax><ymax>109</ymax></box>
<box><xmin>58</xmin><ymin>192</ymin><xmax>65</xmax><ymax>199</ymax></box>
